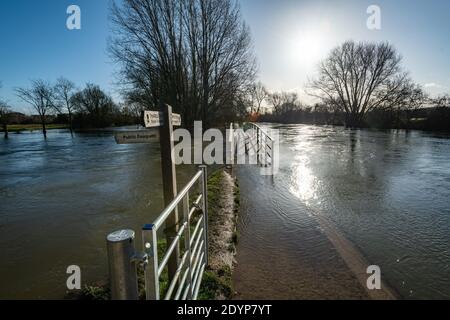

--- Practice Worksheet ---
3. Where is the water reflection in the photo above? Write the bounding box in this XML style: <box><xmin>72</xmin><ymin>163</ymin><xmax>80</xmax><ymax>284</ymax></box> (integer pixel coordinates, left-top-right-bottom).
<box><xmin>0</xmin><ymin>130</ymin><xmax>195</xmax><ymax>299</ymax></box>
<box><xmin>237</xmin><ymin>124</ymin><xmax>450</xmax><ymax>299</ymax></box>
<box><xmin>289</xmin><ymin>159</ymin><xmax>318</xmax><ymax>206</ymax></box>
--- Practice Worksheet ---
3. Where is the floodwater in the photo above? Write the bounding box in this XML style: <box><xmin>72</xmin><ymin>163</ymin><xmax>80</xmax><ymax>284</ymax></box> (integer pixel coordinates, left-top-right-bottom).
<box><xmin>0</xmin><ymin>129</ymin><xmax>195</xmax><ymax>299</ymax></box>
<box><xmin>1</xmin><ymin>125</ymin><xmax>450</xmax><ymax>299</ymax></box>
<box><xmin>234</xmin><ymin>124</ymin><xmax>450</xmax><ymax>300</ymax></box>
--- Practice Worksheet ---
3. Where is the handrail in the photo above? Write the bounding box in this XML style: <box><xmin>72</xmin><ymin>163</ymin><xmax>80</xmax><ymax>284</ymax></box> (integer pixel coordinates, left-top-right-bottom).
<box><xmin>152</xmin><ymin>170</ymin><xmax>203</xmax><ymax>230</ymax></box>
<box><xmin>246</xmin><ymin>122</ymin><xmax>273</xmax><ymax>141</ymax></box>
<box><xmin>142</xmin><ymin>166</ymin><xmax>209</xmax><ymax>301</ymax></box>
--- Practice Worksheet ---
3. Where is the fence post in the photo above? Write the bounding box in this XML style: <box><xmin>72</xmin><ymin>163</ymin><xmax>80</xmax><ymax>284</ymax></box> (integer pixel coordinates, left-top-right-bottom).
<box><xmin>142</xmin><ymin>224</ymin><xmax>160</xmax><ymax>300</ymax></box>
<box><xmin>106</xmin><ymin>229</ymin><xmax>139</xmax><ymax>300</ymax></box>
<box><xmin>199</xmin><ymin>165</ymin><xmax>209</xmax><ymax>265</ymax></box>
<box><xmin>182</xmin><ymin>195</ymin><xmax>193</xmax><ymax>299</ymax></box>
<box><xmin>256</xmin><ymin>126</ymin><xmax>260</xmax><ymax>165</ymax></box>
<box><xmin>159</xmin><ymin>103</ymin><xmax>180</xmax><ymax>283</ymax></box>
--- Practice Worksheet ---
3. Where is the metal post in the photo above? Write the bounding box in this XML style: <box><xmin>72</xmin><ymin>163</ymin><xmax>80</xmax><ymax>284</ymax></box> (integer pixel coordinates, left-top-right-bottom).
<box><xmin>229</xmin><ymin>123</ymin><xmax>234</xmax><ymax>175</ymax></box>
<box><xmin>182</xmin><ymin>194</ymin><xmax>193</xmax><ymax>299</ymax></box>
<box><xmin>256</xmin><ymin>127</ymin><xmax>260</xmax><ymax>165</ymax></box>
<box><xmin>199</xmin><ymin>165</ymin><xmax>209</xmax><ymax>265</ymax></box>
<box><xmin>107</xmin><ymin>229</ymin><xmax>139</xmax><ymax>300</ymax></box>
<box><xmin>142</xmin><ymin>224</ymin><xmax>160</xmax><ymax>300</ymax></box>
<box><xmin>159</xmin><ymin>103</ymin><xmax>180</xmax><ymax>283</ymax></box>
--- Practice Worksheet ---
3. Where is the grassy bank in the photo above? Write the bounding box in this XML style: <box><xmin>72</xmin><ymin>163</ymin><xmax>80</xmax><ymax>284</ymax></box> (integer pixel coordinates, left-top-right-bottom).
<box><xmin>198</xmin><ymin>169</ymin><xmax>240</xmax><ymax>300</ymax></box>
<box><xmin>69</xmin><ymin>168</ymin><xmax>240</xmax><ymax>300</ymax></box>
<box><xmin>1</xmin><ymin>124</ymin><xmax>69</xmax><ymax>132</ymax></box>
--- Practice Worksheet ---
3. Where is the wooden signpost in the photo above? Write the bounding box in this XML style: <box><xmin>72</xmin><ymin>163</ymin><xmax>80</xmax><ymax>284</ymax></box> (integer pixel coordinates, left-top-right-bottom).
<box><xmin>114</xmin><ymin>104</ymin><xmax>181</xmax><ymax>283</ymax></box>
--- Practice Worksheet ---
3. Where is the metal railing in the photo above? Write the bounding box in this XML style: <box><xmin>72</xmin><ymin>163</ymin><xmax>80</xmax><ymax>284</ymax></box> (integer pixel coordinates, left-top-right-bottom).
<box><xmin>142</xmin><ymin>165</ymin><xmax>208</xmax><ymax>300</ymax></box>
<box><xmin>107</xmin><ymin>166</ymin><xmax>209</xmax><ymax>300</ymax></box>
<box><xmin>242</xmin><ymin>123</ymin><xmax>274</xmax><ymax>168</ymax></box>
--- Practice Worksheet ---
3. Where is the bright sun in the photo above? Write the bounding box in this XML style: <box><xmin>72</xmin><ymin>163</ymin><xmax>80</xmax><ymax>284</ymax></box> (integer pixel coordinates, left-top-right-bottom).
<box><xmin>286</xmin><ymin>30</ymin><xmax>325</xmax><ymax>68</ymax></box>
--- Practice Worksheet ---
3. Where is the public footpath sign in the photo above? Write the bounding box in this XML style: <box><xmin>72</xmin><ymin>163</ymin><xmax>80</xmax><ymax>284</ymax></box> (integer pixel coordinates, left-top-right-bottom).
<box><xmin>114</xmin><ymin>130</ymin><xmax>160</xmax><ymax>144</ymax></box>
<box><xmin>114</xmin><ymin>109</ymin><xmax>181</xmax><ymax>144</ymax></box>
<box><xmin>144</xmin><ymin>111</ymin><xmax>181</xmax><ymax>128</ymax></box>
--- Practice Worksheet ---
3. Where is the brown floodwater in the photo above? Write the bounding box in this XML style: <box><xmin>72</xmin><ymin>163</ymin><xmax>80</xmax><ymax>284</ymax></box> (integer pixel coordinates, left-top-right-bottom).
<box><xmin>1</xmin><ymin>125</ymin><xmax>450</xmax><ymax>299</ymax></box>
<box><xmin>0</xmin><ymin>129</ymin><xmax>196</xmax><ymax>299</ymax></box>
<box><xmin>234</xmin><ymin>124</ymin><xmax>450</xmax><ymax>300</ymax></box>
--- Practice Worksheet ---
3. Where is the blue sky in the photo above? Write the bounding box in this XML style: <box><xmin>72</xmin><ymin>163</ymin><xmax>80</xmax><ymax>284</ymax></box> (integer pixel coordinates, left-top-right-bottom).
<box><xmin>1</xmin><ymin>0</ymin><xmax>449</xmax><ymax>113</ymax></box>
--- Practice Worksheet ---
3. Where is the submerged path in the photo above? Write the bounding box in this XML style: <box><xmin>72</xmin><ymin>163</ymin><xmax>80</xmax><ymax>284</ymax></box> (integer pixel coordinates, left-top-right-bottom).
<box><xmin>233</xmin><ymin>166</ymin><xmax>367</xmax><ymax>299</ymax></box>
<box><xmin>232</xmin><ymin>125</ymin><xmax>397</xmax><ymax>300</ymax></box>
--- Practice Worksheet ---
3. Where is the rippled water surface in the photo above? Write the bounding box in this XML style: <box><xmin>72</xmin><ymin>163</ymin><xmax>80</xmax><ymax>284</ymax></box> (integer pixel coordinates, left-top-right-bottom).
<box><xmin>235</xmin><ymin>124</ymin><xmax>450</xmax><ymax>299</ymax></box>
<box><xmin>0</xmin><ymin>130</ymin><xmax>195</xmax><ymax>299</ymax></box>
<box><xmin>1</xmin><ymin>125</ymin><xmax>450</xmax><ymax>299</ymax></box>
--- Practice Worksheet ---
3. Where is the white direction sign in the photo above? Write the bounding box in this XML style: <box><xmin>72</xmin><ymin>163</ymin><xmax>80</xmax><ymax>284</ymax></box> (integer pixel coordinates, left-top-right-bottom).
<box><xmin>115</xmin><ymin>130</ymin><xmax>160</xmax><ymax>145</ymax></box>
<box><xmin>144</xmin><ymin>111</ymin><xmax>182</xmax><ymax>128</ymax></box>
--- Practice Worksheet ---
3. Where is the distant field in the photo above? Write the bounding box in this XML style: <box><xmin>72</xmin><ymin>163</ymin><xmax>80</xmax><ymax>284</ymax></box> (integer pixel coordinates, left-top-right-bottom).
<box><xmin>1</xmin><ymin>124</ymin><xmax>69</xmax><ymax>132</ymax></box>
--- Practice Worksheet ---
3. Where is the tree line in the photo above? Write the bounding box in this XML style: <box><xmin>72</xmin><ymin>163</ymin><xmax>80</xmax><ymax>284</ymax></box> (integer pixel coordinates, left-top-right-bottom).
<box><xmin>2</xmin><ymin>2</ymin><xmax>450</xmax><ymax>139</ymax></box>
<box><xmin>252</xmin><ymin>41</ymin><xmax>450</xmax><ymax>131</ymax></box>
<box><xmin>0</xmin><ymin>78</ymin><xmax>139</xmax><ymax>138</ymax></box>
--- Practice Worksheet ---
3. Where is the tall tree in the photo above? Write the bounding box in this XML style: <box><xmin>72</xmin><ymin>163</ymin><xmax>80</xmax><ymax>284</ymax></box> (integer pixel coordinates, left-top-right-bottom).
<box><xmin>71</xmin><ymin>84</ymin><xmax>117</xmax><ymax>128</ymax></box>
<box><xmin>0</xmin><ymin>82</ymin><xmax>9</xmax><ymax>138</ymax></box>
<box><xmin>110</xmin><ymin>0</ymin><xmax>256</xmax><ymax>127</ymax></box>
<box><xmin>0</xmin><ymin>100</ymin><xmax>11</xmax><ymax>139</ymax></box>
<box><xmin>16</xmin><ymin>80</ymin><xmax>55</xmax><ymax>138</ymax></box>
<box><xmin>308</xmin><ymin>41</ymin><xmax>414</xmax><ymax>127</ymax></box>
<box><xmin>269</xmin><ymin>91</ymin><xmax>299</xmax><ymax>114</ymax></box>
<box><xmin>54</xmin><ymin>77</ymin><xmax>77</xmax><ymax>135</ymax></box>
<box><xmin>249</xmin><ymin>82</ymin><xmax>268</xmax><ymax>114</ymax></box>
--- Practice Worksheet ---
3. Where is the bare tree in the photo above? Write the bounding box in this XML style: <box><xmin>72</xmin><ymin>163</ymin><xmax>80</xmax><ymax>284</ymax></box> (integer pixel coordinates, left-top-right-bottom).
<box><xmin>0</xmin><ymin>100</ymin><xmax>11</xmax><ymax>139</ymax></box>
<box><xmin>268</xmin><ymin>92</ymin><xmax>282</xmax><ymax>113</ymax></box>
<box><xmin>16</xmin><ymin>80</ymin><xmax>55</xmax><ymax>138</ymax></box>
<box><xmin>268</xmin><ymin>91</ymin><xmax>298</xmax><ymax>114</ymax></box>
<box><xmin>249</xmin><ymin>82</ymin><xmax>268</xmax><ymax>114</ymax></box>
<box><xmin>396</xmin><ymin>83</ymin><xmax>427</xmax><ymax>128</ymax></box>
<box><xmin>72</xmin><ymin>84</ymin><xmax>117</xmax><ymax>128</ymax></box>
<box><xmin>0</xmin><ymin>82</ymin><xmax>9</xmax><ymax>139</ymax></box>
<box><xmin>54</xmin><ymin>77</ymin><xmax>77</xmax><ymax>134</ymax></box>
<box><xmin>308</xmin><ymin>41</ymin><xmax>414</xmax><ymax>127</ymax></box>
<box><xmin>434</xmin><ymin>94</ymin><xmax>450</xmax><ymax>108</ymax></box>
<box><xmin>110</xmin><ymin>0</ymin><xmax>257</xmax><ymax>127</ymax></box>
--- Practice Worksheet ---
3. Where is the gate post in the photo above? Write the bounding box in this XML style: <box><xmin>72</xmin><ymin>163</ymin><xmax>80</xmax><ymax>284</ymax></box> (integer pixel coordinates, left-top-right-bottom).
<box><xmin>106</xmin><ymin>229</ymin><xmax>139</xmax><ymax>300</ymax></box>
<box><xmin>159</xmin><ymin>103</ymin><xmax>180</xmax><ymax>283</ymax></box>
<box><xmin>199</xmin><ymin>165</ymin><xmax>209</xmax><ymax>265</ymax></box>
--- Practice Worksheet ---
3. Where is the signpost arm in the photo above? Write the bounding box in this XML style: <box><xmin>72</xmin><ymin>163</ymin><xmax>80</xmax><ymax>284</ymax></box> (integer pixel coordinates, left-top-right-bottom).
<box><xmin>159</xmin><ymin>103</ymin><xmax>180</xmax><ymax>283</ymax></box>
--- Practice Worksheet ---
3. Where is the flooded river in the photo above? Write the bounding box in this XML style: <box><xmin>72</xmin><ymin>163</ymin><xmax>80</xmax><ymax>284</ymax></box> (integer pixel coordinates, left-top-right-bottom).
<box><xmin>234</xmin><ymin>124</ymin><xmax>450</xmax><ymax>299</ymax></box>
<box><xmin>1</xmin><ymin>125</ymin><xmax>450</xmax><ymax>299</ymax></box>
<box><xmin>0</xmin><ymin>129</ymin><xmax>195</xmax><ymax>299</ymax></box>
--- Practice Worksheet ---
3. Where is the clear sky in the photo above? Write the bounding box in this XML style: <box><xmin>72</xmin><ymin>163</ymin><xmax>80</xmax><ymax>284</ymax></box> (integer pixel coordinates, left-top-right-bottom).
<box><xmin>1</xmin><ymin>0</ymin><xmax>449</xmax><ymax>113</ymax></box>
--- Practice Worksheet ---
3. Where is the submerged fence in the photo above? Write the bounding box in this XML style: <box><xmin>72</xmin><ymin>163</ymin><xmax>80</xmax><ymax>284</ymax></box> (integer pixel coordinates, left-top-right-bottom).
<box><xmin>236</xmin><ymin>122</ymin><xmax>274</xmax><ymax>171</ymax></box>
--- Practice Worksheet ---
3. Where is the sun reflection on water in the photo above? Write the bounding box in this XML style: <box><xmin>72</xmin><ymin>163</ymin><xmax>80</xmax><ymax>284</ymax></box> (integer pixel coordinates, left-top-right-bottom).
<box><xmin>289</xmin><ymin>156</ymin><xmax>319</xmax><ymax>206</ymax></box>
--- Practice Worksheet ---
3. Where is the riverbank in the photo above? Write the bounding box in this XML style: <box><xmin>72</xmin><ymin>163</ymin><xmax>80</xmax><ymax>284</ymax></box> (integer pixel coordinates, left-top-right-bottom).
<box><xmin>198</xmin><ymin>168</ymin><xmax>240</xmax><ymax>300</ymax></box>
<box><xmin>1</xmin><ymin>124</ymin><xmax>69</xmax><ymax>132</ymax></box>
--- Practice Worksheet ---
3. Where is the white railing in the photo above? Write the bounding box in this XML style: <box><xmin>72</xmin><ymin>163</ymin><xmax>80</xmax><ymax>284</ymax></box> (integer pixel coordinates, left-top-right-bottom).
<box><xmin>237</xmin><ymin>122</ymin><xmax>274</xmax><ymax>169</ymax></box>
<box><xmin>142</xmin><ymin>166</ymin><xmax>208</xmax><ymax>300</ymax></box>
